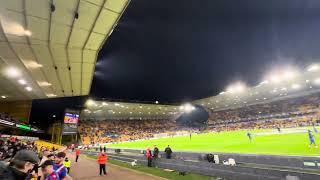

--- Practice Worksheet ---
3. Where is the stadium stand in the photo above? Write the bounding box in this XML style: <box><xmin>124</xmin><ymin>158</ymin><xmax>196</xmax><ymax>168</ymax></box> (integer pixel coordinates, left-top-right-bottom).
<box><xmin>79</xmin><ymin>92</ymin><xmax>320</xmax><ymax>145</ymax></box>
<box><xmin>79</xmin><ymin>119</ymin><xmax>179</xmax><ymax>144</ymax></box>
<box><xmin>207</xmin><ymin>93</ymin><xmax>320</xmax><ymax>131</ymax></box>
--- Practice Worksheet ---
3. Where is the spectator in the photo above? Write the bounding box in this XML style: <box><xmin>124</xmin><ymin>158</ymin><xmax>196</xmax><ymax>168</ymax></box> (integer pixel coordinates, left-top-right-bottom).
<box><xmin>153</xmin><ymin>145</ymin><xmax>159</xmax><ymax>159</ymax></box>
<box><xmin>0</xmin><ymin>150</ymin><xmax>39</xmax><ymax>180</ymax></box>
<box><xmin>41</xmin><ymin>160</ymin><xmax>60</xmax><ymax>180</ymax></box>
<box><xmin>103</xmin><ymin>146</ymin><xmax>106</xmax><ymax>153</ymax></box>
<box><xmin>53</xmin><ymin>152</ymin><xmax>67</xmax><ymax>180</ymax></box>
<box><xmin>164</xmin><ymin>145</ymin><xmax>172</xmax><ymax>159</ymax></box>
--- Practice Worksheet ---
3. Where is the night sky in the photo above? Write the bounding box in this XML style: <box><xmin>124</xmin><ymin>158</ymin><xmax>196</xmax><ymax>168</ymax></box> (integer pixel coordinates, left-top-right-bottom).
<box><xmin>30</xmin><ymin>0</ymin><xmax>320</xmax><ymax>128</ymax></box>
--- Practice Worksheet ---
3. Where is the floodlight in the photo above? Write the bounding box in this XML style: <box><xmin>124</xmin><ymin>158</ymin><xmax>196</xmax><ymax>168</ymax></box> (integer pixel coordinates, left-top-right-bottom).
<box><xmin>259</xmin><ymin>80</ymin><xmax>269</xmax><ymax>85</ymax></box>
<box><xmin>102</xmin><ymin>102</ymin><xmax>108</xmax><ymax>106</ymax></box>
<box><xmin>1</xmin><ymin>96</ymin><xmax>6</xmax><ymax>99</ymax></box>
<box><xmin>307</xmin><ymin>64</ymin><xmax>319</xmax><ymax>72</ymax></box>
<box><xmin>283</xmin><ymin>70</ymin><xmax>296</xmax><ymax>80</ymax></box>
<box><xmin>38</xmin><ymin>81</ymin><xmax>51</xmax><ymax>86</ymax></box>
<box><xmin>86</xmin><ymin>99</ymin><xmax>94</xmax><ymax>106</ymax></box>
<box><xmin>270</xmin><ymin>75</ymin><xmax>280</xmax><ymax>83</ymax></box>
<box><xmin>314</xmin><ymin>78</ymin><xmax>320</xmax><ymax>85</ymax></box>
<box><xmin>26</xmin><ymin>61</ymin><xmax>42</xmax><ymax>69</ymax></box>
<box><xmin>226</xmin><ymin>82</ymin><xmax>246</xmax><ymax>94</ymax></box>
<box><xmin>5</xmin><ymin>67</ymin><xmax>21</xmax><ymax>78</ymax></box>
<box><xmin>47</xmin><ymin>94</ymin><xmax>57</xmax><ymax>97</ymax></box>
<box><xmin>219</xmin><ymin>91</ymin><xmax>225</xmax><ymax>95</ymax></box>
<box><xmin>291</xmin><ymin>83</ymin><xmax>301</xmax><ymax>89</ymax></box>
<box><xmin>183</xmin><ymin>103</ymin><xmax>194</xmax><ymax>113</ymax></box>
<box><xmin>114</xmin><ymin>103</ymin><xmax>120</xmax><ymax>106</ymax></box>
<box><xmin>24</xmin><ymin>30</ymin><xmax>32</xmax><ymax>36</ymax></box>
<box><xmin>18</xmin><ymin>79</ymin><xmax>26</xmax><ymax>85</ymax></box>
<box><xmin>25</xmin><ymin>87</ymin><xmax>32</xmax><ymax>91</ymax></box>
<box><xmin>155</xmin><ymin>101</ymin><xmax>159</xmax><ymax>104</ymax></box>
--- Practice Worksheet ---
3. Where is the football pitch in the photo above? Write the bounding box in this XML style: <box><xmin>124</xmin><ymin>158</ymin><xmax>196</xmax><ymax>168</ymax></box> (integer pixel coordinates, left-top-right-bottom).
<box><xmin>108</xmin><ymin>127</ymin><xmax>320</xmax><ymax>156</ymax></box>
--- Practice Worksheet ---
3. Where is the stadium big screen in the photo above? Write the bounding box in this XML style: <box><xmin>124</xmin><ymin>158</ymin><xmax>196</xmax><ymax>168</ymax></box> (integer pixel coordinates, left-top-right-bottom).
<box><xmin>62</xmin><ymin>109</ymin><xmax>80</xmax><ymax>135</ymax></box>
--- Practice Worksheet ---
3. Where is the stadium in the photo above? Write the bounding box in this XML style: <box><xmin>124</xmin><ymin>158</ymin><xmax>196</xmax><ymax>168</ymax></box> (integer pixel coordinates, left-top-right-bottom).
<box><xmin>1</xmin><ymin>0</ymin><xmax>320</xmax><ymax>180</ymax></box>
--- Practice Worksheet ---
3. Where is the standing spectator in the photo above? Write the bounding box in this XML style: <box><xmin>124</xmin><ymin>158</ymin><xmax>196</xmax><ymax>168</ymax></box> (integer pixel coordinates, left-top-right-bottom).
<box><xmin>41</xmin><ymin>160</ymin><xmax>60</xmax><ymax>180</ymax></box>
<box><xmin>164</xmin><ymin>145</ymin><xmax>172</xmax><ymax>159</ymax></box>
<box><xmin>103</xmin><ymin>146</ymin><xmax>106</xmax><ymax>153</ymax></box>
<box><xmin>75</xmin><ymin>149</ymin><xmax>80</xmax><ymax>162</ymax></box>
<box><xmin>153</xmin><ymin>145</ymin><xmax>159</xmax><ymax>159</ymax></box>
<box><xmin>0</xmin><ymin>150</ymin><xmax>39</xmax><ymax>180</ymax></box>
<box><xmin>145</xmin><ymin>148</ymin><xmax>152</xmax><ymax>167</ymax></box>
<box><xmin>99</xmin><ymin>146</ymin><xmax>102</xmax><ymax>152</ymax></box>
<box><xmin>53</xmin><ymin>152</ymin><xmax>67</xmax><ymax>180</ymax></box>
<box><xmin>63</xmin><ymin>158</ymin><xmax>71</xmax><ymax>174</ymax></box>
<box><xmin>97</xmin><ymin>152</ymin><xmax>108</xmax><ymax>176</ymax></box>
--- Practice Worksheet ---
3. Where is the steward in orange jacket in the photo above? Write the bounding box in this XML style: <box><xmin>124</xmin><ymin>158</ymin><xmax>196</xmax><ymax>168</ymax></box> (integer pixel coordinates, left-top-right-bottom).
<box><xmin>75</xmin><ymin>149</ymin><xmax>80</xmax><ymax>162</ymax></box>
<box><xmin>97</xmin><ymin>152</ymin><xmax>108</xmax><ymax>176</ymax></box>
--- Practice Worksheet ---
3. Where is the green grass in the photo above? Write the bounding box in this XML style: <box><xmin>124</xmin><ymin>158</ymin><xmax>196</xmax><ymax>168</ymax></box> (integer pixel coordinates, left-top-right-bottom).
<box><xmin>86</xmin><ymin>155</ymin><xmax>217</xmax><ymax>180</ymax></box>
<box><xmin>108</xmin><ymin>127</ymin><xmax>320</xmax><ymax>156</ymax></box>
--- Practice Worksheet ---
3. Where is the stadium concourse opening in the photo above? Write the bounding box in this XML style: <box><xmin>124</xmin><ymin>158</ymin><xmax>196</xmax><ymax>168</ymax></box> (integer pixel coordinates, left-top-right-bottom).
<box><xmin>2</xmin><ymin>0</ymin><xmax>320</xmax><ymax>180</ymax></box>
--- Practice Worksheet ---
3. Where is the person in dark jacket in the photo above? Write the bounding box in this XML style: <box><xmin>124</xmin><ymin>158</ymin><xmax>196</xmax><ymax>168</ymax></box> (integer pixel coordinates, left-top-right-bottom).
<box><xmin>0</xmin><ymin>150</ymin><xmax>39</xmax><ymax>180</ymax></box>
<box><xmin>153</xmin><ymin>145</ymin><xmax>159</xmax><ymax>158</ymax></box>
<box><xmin>103</xmin><ymin>146</ymin><xmax>106</xmax><ymax>153</ymax></box>
<box><xmin>164</xmin><ymin>145</ymin><xmax>172</xmax><ymax>159</ymax></box>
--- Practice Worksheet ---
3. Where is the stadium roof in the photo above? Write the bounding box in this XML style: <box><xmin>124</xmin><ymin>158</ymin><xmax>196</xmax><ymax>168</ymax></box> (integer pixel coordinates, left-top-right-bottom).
<box><xmin>0</xmin><ymin>0</ymin><xmax>129</xmax><ymax>101</ymax></box>
<box><xmin>193</xmin><ymin>64</ymin><xmax>320</xmax><ymax>111</ymax></box>
<box><xmin>81</xmin><ymin>100</ymin><xmax>183</xmax><ymax>120</ymax></box>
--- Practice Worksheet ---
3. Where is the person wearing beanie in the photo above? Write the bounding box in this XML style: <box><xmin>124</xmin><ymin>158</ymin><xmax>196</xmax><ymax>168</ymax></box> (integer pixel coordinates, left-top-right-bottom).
<box><xmin>0</xmin><ymin>150</ymin><xmax>39</xmax><ymax>180</ymax></box>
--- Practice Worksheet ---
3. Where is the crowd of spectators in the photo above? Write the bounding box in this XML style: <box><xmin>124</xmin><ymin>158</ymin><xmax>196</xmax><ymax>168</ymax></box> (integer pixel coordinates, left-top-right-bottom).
<box><xmin>79</xmin><ymin>119</ymin><xmax>179</xmax><ymax>144</ymax></box>
<box><xmin>208</xmin><ymin>94</ymin><xmax>320</xmax><ymax>131</ymax></box>
<box><xmin>0</xmin><ymin>137</ymin><xmax>38</xmax><ymax>162</ymax></box>
<box><xmin>0</xmin><ymin>112</ymin><xmax>20</xmax><ymax>123</ymax></box>
<box><xmin>0</xmin><ymin>136</ymin><xmax>68</xmax><ymax>180</ymax></box>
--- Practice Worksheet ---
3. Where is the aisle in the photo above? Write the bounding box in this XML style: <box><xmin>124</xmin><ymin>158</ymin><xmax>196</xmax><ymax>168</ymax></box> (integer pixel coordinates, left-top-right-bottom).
<box><xmin>67</xmin><ymin>152</ymin><xmax>163</xmax><ymax>180</ymax></box>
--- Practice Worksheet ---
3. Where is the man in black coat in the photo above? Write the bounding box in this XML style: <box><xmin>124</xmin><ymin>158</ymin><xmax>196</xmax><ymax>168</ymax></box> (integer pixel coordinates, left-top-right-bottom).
<box><xmin>164</xmin><ymin>145</ymin><xmax>172</xmax><ymax>159</ymax></box>
<box><xmin>0</xmin><ymin>150</ymin><xmax>39</xmax><ymax>180</ymax></box>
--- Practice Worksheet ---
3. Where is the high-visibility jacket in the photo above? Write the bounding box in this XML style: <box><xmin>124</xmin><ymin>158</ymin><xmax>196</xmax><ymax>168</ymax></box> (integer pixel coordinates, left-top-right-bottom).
<box><xmin>63</xmin><ymin>160</ymin><xmax>71</xmax><ymax>168</ymax></box>
<box><xmin>97</xmin><ymin>153</ymin><xmax>108</xmax><ymax>164</ymax></box>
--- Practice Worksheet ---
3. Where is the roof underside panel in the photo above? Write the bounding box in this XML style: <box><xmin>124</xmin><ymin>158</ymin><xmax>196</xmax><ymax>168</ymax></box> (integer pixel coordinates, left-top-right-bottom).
<box><xmin>0</xmin><ymin>0</ymin><xmax>130</xmax><ymax>101</ymax></box>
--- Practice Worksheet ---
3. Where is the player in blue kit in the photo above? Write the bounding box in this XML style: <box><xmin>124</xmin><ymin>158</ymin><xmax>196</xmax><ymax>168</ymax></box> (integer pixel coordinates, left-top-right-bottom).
<box><xmin>308</xmin><ymin>130</ymin><xmax>318</xmax><ymax>148</ymax></box>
